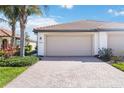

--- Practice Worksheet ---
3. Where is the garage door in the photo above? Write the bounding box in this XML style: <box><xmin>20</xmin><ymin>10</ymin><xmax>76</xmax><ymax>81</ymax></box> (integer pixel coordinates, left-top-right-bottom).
<box><xmin>108</xmin><ymin>34</ymin><xmax>124</xmax><ymax>56</ymax></box>
<box><xmin>46</xmin><ymin>35</ymin><xmax>92</xmax><ymax>56</ymax></box>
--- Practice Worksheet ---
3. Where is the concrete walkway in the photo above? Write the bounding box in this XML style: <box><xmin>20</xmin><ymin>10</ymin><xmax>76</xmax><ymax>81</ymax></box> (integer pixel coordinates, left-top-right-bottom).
<box><xmin>6</xmin><ymin>60</ymin><xmax>124</xmax><ymax>88</ymax></box>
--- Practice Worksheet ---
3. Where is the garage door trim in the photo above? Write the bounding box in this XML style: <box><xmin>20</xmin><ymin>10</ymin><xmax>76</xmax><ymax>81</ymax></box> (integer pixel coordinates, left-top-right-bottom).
<box><xmin>45</xmin><ymin>34</ymin><xmax>93</xmax><ymax>56</ymax></box>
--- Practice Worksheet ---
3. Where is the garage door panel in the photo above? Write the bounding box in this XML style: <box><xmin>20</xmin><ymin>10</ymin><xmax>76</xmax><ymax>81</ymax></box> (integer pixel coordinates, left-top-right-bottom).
<box><xmin>108</xmin><ymin>34</ymin><xmax>124</xmax><ymax>56</ymax></box>
<box><xmin>46</xmin><ymin>35</ymin><xmax>92</xmax><ymax>56</ymax></box>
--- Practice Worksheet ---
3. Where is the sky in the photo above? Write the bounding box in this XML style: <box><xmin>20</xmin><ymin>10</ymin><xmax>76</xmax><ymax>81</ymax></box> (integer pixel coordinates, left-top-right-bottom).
<box><xmin>1</xmin><ymin>5</ymin><xmax>124</xmax><ymax>40</ymax></box>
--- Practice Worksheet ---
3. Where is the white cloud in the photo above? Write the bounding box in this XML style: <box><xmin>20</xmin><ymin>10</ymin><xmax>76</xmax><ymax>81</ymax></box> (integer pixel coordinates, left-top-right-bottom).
<box><xmin>107</xmin><ymin>9</ymin><xmax>124</xmax><ymax>16</ymax></box>
<box><xmin>24</xmin><ymin>16</ymin><xmax>59</xmax><ymax>40</ymax></box>
<box><xmin>49</xmin><ymin>15</ymin><xmax>63</xmax><ymax>19</ymax></box>
<box><xmin>108</xmin><ymin>9</ymin><xmax>113</xmax><ymax>13</ymax></box>
<box><xmin>61</xmin><ymin>5</ymin><xmax>74</xmax><ymax>9</ymax></box>
<box><xmin>27</xmin><ymin>16</ymin><xmax>59</xmax><ymax>27</ymax></box>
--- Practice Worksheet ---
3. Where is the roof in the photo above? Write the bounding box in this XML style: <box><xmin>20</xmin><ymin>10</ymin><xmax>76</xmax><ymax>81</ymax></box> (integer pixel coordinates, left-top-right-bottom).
<box><xmin>0</xmin><ymin>28</ymin><xmax>12</xmax><ymax>37</ymax></box>
<box><xmin>33</xmin><ymin>20</ymin><xmax>124</xmax><ymax>32</ymax></box>
<box><xmin>0</xmin><ymin>28</ymin><xmax>19</xmax><ymax>38</ymax></box>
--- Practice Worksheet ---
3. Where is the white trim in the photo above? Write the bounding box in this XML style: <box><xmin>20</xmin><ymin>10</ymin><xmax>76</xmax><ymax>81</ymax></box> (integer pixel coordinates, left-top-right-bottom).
<box><xmin>37</xmin><ymin>32</ymin><xmax>45</xmax><ymax>56</ymax></box>
<box><xmin>98</xmin><ymin>32</ymin><xmax>108</xmax><ymax>49</ymax></box>
<box><xmin>94</xmin><ymin>32</ymin><xmax>99</xmax><ymax>55</ymax></box>
<box><xmin>93</xmin><ymin>32</ymin><xmax>108</xmax><ymax>55</ymax></box>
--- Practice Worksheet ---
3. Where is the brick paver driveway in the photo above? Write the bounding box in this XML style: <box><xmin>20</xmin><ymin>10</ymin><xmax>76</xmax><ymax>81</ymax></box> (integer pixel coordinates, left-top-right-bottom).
<box><xmin>6</xmin><ymin>57</ymin><xmax>124</xmax><ymax>88</ymax></box>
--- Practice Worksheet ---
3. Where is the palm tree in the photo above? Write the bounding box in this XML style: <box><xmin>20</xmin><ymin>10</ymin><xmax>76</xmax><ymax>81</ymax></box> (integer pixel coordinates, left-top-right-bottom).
<box><xmin>0</xmin><ymin>18</ymin><xmax>7</xmax><ymax>23</ymax></box>
<box><xmin>0</xmin><ymin>5</ymin><xmax>42</xmax><ymax>56</ymax></box>
<box><xmin>17</xmin><ymin>5</ymin><xmax>42</xmax><ymax>56</ymax></box>
<box><xmin>0</xmin><ymin>6</ymin><xmax>19</xmax><ymax>48</ymax></box>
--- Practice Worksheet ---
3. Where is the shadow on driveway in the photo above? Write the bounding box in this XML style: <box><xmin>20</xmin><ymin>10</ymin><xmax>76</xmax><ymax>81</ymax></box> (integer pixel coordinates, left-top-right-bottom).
<box><xmin>40</xmin><ymin>56</ymin><xmax>102</xmax><ymax>62</ymax></box>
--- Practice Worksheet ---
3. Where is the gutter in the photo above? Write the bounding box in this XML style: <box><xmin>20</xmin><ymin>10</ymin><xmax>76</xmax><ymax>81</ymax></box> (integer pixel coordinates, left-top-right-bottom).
<box><xmin>33</xmin><ymin>29</ymin><xmax>98</xmax><ymax>33</ymax></box>
<box><xmin>33</xmin><ymin>28</ymin><xmax>124</xmax><ymax>33</ymax></box>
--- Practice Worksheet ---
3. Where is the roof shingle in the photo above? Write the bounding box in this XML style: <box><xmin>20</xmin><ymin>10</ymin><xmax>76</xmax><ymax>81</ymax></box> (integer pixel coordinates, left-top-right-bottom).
<box><xmin>33</xmin><ymin>20</ymin><xmax>124</xmax><ymax>32</ymax></box>
<box><xmin>0</xmin><ymin>28</ymin><xmax>19</xmax><ymax>38</ymax></box>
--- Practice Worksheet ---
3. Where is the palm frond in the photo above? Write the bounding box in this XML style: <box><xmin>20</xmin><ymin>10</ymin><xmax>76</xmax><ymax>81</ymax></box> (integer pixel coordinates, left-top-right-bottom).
<box><xmin>27</xmin><ymin>5</ymin><xmax>42</xmax><ymax>16</ymax></box>
<box><xmin>0</xmin><ymin>6</ymin><xmax>19</xmax><ymax>26</ymax></box>
<box><xmin>0</xmin><ymin>18</ymin><xmax>7</xmax><ymax>23</ymax></box>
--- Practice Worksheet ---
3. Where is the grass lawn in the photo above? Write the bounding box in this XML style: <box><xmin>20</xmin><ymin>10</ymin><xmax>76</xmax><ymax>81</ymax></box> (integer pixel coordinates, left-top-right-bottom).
<box><xmin>0</xmin><ymin>67</ymin><xmax>27</xmax><ymax>87</ymax></box>
<box><xmin>112</xmin><ymin>62</ymin><xmax>124</xmax><ymax>71</ymax></box>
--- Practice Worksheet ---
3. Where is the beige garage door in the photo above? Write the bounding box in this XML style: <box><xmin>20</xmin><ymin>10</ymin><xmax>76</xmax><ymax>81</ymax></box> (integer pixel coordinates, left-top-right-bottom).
<box><xmin>108</xmin><ymin>34</ymin><xmax>124</xmax><ymax>56</ymax></box>
<box><xmin>46</xmin><ymin>35</ymin><xmax>92</xmax><ymax>56</ymax></box>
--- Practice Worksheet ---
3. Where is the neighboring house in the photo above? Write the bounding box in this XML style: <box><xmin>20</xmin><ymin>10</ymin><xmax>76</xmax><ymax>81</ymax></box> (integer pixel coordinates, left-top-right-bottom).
<box><xmin>0</xmin><ymin>28</ymin><xmax>36</xmax><ymax>50</ymax></box>
<box><xmin>33</xmin><ymin>20</ymin><xmax>124</xmax><ymax>56</ymax></box>
<box><xmin>0</xmin><ymin>28</ymin><xmax>20</xmax><ymax>49</ymax></box>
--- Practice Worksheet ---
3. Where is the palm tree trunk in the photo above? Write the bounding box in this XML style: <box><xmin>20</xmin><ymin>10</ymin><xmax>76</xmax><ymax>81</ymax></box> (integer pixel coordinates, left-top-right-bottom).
<box><xmin>19</xmin><ymin>6</ymin><xmax>27</xmax><ymax>57</ymax></box>
<box><xmin>11</xmin><ymin>24</ymin><xmax>16</xmax><ymax>48</ymax></box>
<box><xmin>20</xmin><ymin>24</ymin><xmax>25</xmax><ymax>57</ymax></box>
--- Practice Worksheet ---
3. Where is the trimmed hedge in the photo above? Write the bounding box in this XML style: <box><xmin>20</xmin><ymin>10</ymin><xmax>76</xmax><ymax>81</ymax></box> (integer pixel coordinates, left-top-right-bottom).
<box><xmin>0</xmin><ymin>56</ymin><xmax>39</xmax><ymax>67</ymax></box>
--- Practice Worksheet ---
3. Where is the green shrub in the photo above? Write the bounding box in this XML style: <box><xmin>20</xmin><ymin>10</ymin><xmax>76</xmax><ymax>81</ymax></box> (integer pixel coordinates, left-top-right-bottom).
<box><xmin>25</xmin><ymin>45</ymin><xmax>32</xmax><ymax>52</ymax></box>
<box><xmin>98</xmin><ymin>48</ymin><xmax>113</xmax><ymax>62</ymax></box>
<box><xmin>0</xmin><ymin>50</ymin><xmax>5</xmax><ymax>61</ymax></box>
<box><xmin>25</xmin><ymin>45</ymin><xmax>33</xmax><ymax>56</ymax></box>
<box><xmin>111</xmin><ymin>56</ymin><xmax>122</xmax><ymax>63</ymax></box>
<box><xmin>0</xmin><ymin>56</ymin><xmax>39</xmax><ymax>67</ymax></box>
<box><xmin>26</xmin><ymin>50</ymin><xmax>37</xmax><ymax>56</ymax></box>
<box><xmin>14</xmin><ymin>45</ymin><xmax>34</xmax><ymax>56</ymax></box>
<box><xmin>0</xmin><ymin>50</ymin><xmax>4</xmax><ymax>57</ymax></box>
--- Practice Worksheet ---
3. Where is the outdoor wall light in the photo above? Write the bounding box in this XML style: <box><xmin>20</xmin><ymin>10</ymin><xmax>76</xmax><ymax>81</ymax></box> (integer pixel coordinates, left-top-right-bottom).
<box><xmin>40</xmin><ymin>37</ymin><xmax>42</xmax><ymax>40</ymax></box>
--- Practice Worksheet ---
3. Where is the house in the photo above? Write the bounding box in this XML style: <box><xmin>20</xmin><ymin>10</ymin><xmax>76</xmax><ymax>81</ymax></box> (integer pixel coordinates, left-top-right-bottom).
<box><xmin>33</xmin><ymin>20</ymin><xmax>124</xmax><ymax>56</ymax></box>
<box><xmin>0</xmin><ymin>28</ymin><xmax>20</xmax><ymax>49</ymax></box>
<box><xmin>0</xmin><ymin>28</ymin><xmax>36</xmax><ymax>50</ymax></box>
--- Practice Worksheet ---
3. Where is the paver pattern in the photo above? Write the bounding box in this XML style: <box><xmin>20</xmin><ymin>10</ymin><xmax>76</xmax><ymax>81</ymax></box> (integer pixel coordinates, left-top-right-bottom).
<box><xmin>5</xmin><ymin>57</ymin><xmax>124</xmax><ymax>88</ymax></box>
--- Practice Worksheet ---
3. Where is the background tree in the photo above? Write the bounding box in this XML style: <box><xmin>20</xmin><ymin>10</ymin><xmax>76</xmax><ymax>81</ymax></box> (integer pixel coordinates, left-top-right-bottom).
<box><xmin>0</xmin><ymin>6</ymin><xmax>19</xmax><ymax>48</ymax></box>
<box><xmin>25</xmin><ymin>32</ymin><xmax>30</xmax><ymax>46</ymax></box>
<box><xmin>0</xmin><ymin>5</ymin><xmax>44</xmax><ymax>57</ymax></box>
<box><xmin>18</xmin><ymin>5</ymin><xmax>42</xmax><ymax>56</ymax></box>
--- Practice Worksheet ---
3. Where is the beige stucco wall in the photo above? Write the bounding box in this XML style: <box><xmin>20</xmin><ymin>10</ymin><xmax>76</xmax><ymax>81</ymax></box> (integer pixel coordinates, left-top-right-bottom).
<box><xmin>0</xmin><ymin>37</ymin><xmax>11</xmax><ymax>49</ymax></box>
<box><xmin>1</xmin><ymin>37</ymin><xmax>11</xmax><ymax>43</ymax></box>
